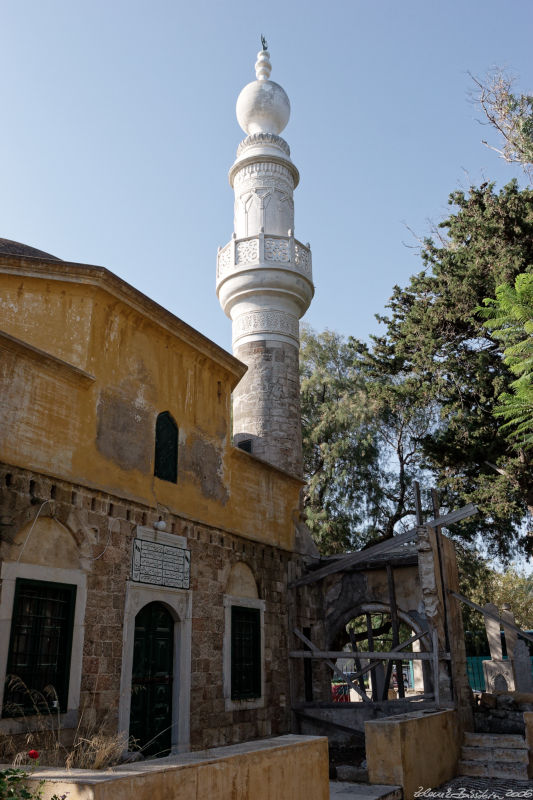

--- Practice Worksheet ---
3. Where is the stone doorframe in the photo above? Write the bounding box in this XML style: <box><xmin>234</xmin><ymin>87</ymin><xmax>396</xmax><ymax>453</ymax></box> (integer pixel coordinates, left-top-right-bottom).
<box><xmin>0</xmin><ymin>560</ymin><xmax>87</xmax><ymax>734</ymax></box>
<box><xmin>118</xmin><ymin>581</ymin><xmax>192</xmax><ymax>754</ymax></box>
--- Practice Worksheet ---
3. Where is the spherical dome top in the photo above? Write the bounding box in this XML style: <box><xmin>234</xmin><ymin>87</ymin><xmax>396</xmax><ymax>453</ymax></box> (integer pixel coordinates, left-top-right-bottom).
<box><xmin>235</xmin><ymin>48</ymin><xmax>290</xmax><ymax>136</ymax></box>
<box><xmin>236</xmin><ymin>80</ymin><xmax>290</xmax><ymax>135</ymax></box>
<box><xmin>0</xmin><ymin>238</ymin><xmax>61</xmax><ymax>260</ymax></box>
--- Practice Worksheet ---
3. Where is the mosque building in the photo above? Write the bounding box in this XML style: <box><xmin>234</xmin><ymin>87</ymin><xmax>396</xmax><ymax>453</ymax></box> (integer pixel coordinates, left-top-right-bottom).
<box><xmin>0</xmin><ymin>44</ymin><xmax>321</xmax><ymax>755</ymax></box>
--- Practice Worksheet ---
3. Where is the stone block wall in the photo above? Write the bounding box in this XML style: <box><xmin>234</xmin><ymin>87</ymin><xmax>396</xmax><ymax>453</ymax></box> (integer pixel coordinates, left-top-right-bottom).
<box><xmin>0</xmin><ymin>462</ymin><xmax>320</xmax><ymax>751</ymax></box>
<box><xmin>233</xmin><ymin>340</ymin><xmax>302</xmax><ymax>476</ymax></box>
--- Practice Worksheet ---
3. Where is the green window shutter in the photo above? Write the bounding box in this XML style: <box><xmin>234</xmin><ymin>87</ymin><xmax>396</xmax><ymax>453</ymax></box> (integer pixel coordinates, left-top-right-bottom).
<box><xmin>154</xmin><ymin>411</ymin><xmax>178</xmax><ymax>483</ymax></box>
<box><xmin>3</xmin><ymin>579</ymin><xmax>77</xmax><ymax>716</ymax></box>
<box><xmin>231</xmin><ymin>606</ymin><xmax>261</xmax><ymax>700</ymax></box>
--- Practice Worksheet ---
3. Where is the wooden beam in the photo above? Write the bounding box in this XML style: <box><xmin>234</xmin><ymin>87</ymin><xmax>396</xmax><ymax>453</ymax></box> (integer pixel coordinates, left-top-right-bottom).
<box><xmin>290</xmin><ymin>528</ymin><xmax>418</xmax><ymax>588</ymax></box>
<box><xmin>289</xmin><ymin>650</ymin><xmax>438</xmax><ymax>661</ymax></box>
<box><xmin>432</xmin><ymin>489</ymin><xmax>454</xmax><ymax>702</ymax></box>
<box><xmin>387</xmin><ymin>564</ymin><xmax>405</xmax><ymax>698</ymax></box>
<box><xmin>425</xmin><ymin>503</ymin><xmax>478</xmax><ymax>529</ymax></box>
<box><xmin>349</xmin><ymin>628</ymin><xmax>368</xmax><ymax>698</ymax></box>
<box><xmin>290</xmin><ymin>503</ymin><xmax>478</xmax><ymax>588</ymax></box>
<box><xmin>432</xmin><ymin>628</ymin><xmax>440</xmax><ymax>707</ymax></box>
<box><xmin>449</xmin><ymin>591</ymin><xmax>533</xmax><ymax>644</ymax></box>
<box><xmin>366</xmin><ymin>613</ymin><xmax>379</xmax><ymax>701</ymax></box>
<box><xmin>413</xmin><ymin>481</ymin><xmax>423</xmax><ymax>525</ymax></box>
<box><xmin>322</xmin><ymin>631</ymin><xmax>432</xmax><ymax>687</ymax></box>
<box><xmin>292</xmin><ymin>628</ymin><xmax>370</xmax><ymax>703</ymax></box>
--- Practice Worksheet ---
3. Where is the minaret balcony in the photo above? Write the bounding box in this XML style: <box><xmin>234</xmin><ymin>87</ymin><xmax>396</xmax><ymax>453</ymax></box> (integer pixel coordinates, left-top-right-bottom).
<box><xmin>216</xmin><ymin>232</ymin><xmax>312</xmax><ymax>285</ymax></box>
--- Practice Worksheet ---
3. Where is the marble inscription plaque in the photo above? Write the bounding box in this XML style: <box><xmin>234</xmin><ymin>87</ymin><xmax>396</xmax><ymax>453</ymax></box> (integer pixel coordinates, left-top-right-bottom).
<box><xmin>131</xmin><ymin>538</ymin><xmax>190</xmax><ymax>589</ymax></box>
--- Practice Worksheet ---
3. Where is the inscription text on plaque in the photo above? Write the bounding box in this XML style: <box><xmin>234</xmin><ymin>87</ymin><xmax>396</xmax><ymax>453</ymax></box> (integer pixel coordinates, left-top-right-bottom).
<box><xmin>132</xmin><ymin>537</ymin><xmax>190</xmax><ymax>589</ymax></box>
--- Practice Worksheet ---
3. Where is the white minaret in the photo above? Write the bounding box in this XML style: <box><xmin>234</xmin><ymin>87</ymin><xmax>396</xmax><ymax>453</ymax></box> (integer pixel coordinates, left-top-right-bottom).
<box><xmin>216</xmin><ymin>43</ymin><xmax>314</xmax><ymax>476</ymax></box>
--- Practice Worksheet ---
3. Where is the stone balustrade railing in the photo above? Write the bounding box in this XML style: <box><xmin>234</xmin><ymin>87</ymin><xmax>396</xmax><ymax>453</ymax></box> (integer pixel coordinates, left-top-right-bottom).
<box><xmin>216</xmin><ymin>233</ymin><xmax>312</xmax><ymax>283</ymax></box>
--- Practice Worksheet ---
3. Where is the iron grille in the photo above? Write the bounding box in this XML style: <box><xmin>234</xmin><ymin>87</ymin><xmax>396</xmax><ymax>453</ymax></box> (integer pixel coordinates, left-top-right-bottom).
<box><xmin>3</xmin><ymin>579</ymin><xmax>76</xmax><ymax>716</ymax></box>
<box><xmin>231</xmin><ymin>606</ymin><xmax>261</xmax><ymax>700</ymax></box>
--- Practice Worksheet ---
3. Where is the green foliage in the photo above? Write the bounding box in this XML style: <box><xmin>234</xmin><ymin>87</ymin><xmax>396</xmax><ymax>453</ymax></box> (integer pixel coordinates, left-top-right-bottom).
<box><xmin>481</xmin><ymin>273</ymin><xmax>533</xmax><ymax>447</ymax></box>
<box><xmin>457</xmin><ymin>548</ymin><xmax>533</xmax><ymax>652</ymax></box>
<box><xmin>0</xmin><ymin>768</ymin><xmax>35</xmax><ymax>800</ymax></box>
<box><xmin>362</xmin><ymin>181</ymin><xmax>533</xmax><ymax>558</ymax></box>
<box><xmin>300</xmin><ymin>326</ymin><xmax>431</xmax><ymax>554</ymax></box>
<box><xmin>0</xmin><ymin>767</ymin><xmax>66</xmax><ymax>800</ymax></box>
<box><xmin>490</xmin><ymin>565</ymin><xmax>533</xmax><ymax>629</ymax></box>
<box><xmin>300</xmin><ymin>327</ymin><xmax>375</xmax><ymax>552</ymax></box>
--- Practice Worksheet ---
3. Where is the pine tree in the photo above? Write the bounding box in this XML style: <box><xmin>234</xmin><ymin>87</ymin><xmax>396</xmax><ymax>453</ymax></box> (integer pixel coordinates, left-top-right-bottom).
<box><xmin>358</xmin><ymin>181</ymin><xmax>533</xmax><ymax>558</ymax></box>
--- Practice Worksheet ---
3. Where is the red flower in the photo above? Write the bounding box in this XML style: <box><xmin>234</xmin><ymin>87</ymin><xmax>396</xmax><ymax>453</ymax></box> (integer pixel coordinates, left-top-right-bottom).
<box><xmin>28</xmin><ymin>750</ymin><xmax>39</xmax><ymax>759</ymax></box>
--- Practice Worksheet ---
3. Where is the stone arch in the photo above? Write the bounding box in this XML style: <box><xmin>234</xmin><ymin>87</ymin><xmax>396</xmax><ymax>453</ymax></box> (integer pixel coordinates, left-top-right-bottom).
<box><xmin>0</xmin><ymin>500</ymin><xmax>99</xmax><ymax>569</ymax></box>
<box><xmin>225</xmin><ymin>561</ymin><xmax>259</xmax><ymax>599</ymax></box>
<box><xmin>327</xmin><ymin>601</ymin><xmax>432</xmax><ymax>697</ymax></box>
<box><xmin>327</xmin><ymin>601</ymin><xmax>428</xmax><ymax>651</ymax></box>
<box><xmin>223</xmin><ymin>561</ymin><xmax>265</xmax><ymax>711</ymax></box>
<box><xmin>118</xmin><ymin>583</ymin><xmax>192</xmax><ymax>754</ymax></box>
<box><xmin>0</xmin><ymin>505</ymin><xmax>96</xmax><ymax>572</ymax></box>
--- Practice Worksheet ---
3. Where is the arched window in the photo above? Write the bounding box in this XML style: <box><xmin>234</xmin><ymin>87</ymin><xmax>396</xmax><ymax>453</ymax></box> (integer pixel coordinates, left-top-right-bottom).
<box><xmin>154</xmin><ymin>412</ymin><xmax>178</xmax><ymax>483</ymax></box>
<box><xmin>223</xmin><ymin>563</ymin><xmax>265</xmax><ymax>709</ymax></box>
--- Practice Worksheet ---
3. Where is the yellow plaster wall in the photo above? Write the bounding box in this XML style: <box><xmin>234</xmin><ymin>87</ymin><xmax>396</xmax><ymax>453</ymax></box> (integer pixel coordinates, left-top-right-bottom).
<box><xmin>0</xmin><ymin>268</ymin><xmax>302</xmax><ymax>550</ymax></box>
<box><xmin>23</xmin><ymin>736</ymin><xmax>329</xmax><ymax>800</ymax></box>
<box><xmin>365</xmin><ymin>710</ymin><xmax>460</xmax><ymax>799</ymax></box>
<box><xmin>0</xmin><ymin>274</ymin><xmax>94</xmax><ymax>370</ymax></box>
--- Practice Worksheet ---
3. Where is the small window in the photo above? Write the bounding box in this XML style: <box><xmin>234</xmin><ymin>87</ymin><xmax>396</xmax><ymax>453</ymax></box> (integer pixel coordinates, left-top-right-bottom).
<box><xmin>3</xmin><ymin>579</ymin><xmax>76</xmax><ymax>716</ymax></box>
<box><xmin>231</xmin><ymin>606</ymin><xmax>261</xmax><ymax>700</ymax></box>
<box><xmin>154</xmin><ymin>411</ymin><xmax>178</xmax><ymax>483</ymax></box>
<box><xmin>237</xmin><ymin>439</ymin><xmax>252</xmax><ymax>453</ymax></box>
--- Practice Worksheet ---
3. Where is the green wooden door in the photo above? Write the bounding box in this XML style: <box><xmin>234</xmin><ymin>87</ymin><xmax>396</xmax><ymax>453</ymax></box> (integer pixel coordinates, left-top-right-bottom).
<box><xmin>129</xmin><ymin>602</ymin><xmax>174</xmax><ymax>757</ymax></box>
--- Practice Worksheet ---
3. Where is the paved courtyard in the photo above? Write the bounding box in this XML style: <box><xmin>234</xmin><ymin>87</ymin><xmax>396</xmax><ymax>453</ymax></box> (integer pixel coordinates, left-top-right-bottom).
<box><xmin>433</xmin><ymin>776</ymin><xmax>533</xmax><ymax>797</ymax></box>
<box><xmin>329</xmin><ymin>778</ymin><xmax>533</xmax><ymax>800</ymax></box>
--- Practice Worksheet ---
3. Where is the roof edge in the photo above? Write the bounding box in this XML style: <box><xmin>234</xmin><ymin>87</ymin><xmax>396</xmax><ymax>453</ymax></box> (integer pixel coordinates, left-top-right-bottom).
<box><xmin>0</xmin><ymin>254</ymin><xmax>247</xmax><ymax>384</ymax></box>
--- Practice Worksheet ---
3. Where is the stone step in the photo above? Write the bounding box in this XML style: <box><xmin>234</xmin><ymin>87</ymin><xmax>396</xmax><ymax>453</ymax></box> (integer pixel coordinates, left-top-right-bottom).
<box><xmin>458</xmin><ymin>760</ymin><xmax>529</xmax><ymax>780</ymax></box>
<box><xmin>461</xmin><ymin>745</ymin><xmax>529</xmax><ymax>764</ymax></box>
<box><xmin>463</xmin><ymin>731</ymin><xmax>526</xmax><ymax>749</ymax></box>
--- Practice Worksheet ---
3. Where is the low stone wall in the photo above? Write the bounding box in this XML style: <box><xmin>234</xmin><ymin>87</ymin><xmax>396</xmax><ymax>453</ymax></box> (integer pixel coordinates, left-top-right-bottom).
<box><xmin>474</xmin><ymin>691</ymin><xmax>533</xmax><ymax>735</ymax></box>
<box><xmin>18</xmin><ymin>735</ymin><xmax>329</xmax><ymax>800</ymax></box>
<box><xmin>365</xmin><ymin>709</ymin><xmax>460</xmax><ymax>800</ymax></box>
<box><xmin>296</xmin><ymin>698</ymin><xmax>437</xmax><ymax>745</ymax></box>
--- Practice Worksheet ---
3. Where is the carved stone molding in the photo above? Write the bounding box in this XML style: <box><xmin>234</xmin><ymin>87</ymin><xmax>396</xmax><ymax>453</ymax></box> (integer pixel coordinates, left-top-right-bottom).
<box><xmin>235</xmin><ymin>239</ymin><xmax>259</xmax><ymax>265</ymax></box>
<box><xmin>236</xmin><ymin>132</ymin><xmax>291</xmax><ymax>158</ymax></box>
<box><xmin>294</xmin><ymin>241</ymin><xmax>311</xmax><ymax>273</ymax></box>
<box><xmin>264</xmin><ymin>237</ymin><xmax>290</xmax><ymax>263</ymax></box>
<box><xmin>233</xmin><ymin>310</ymin><xmax>299</xmax><ymax>343</ymax></box>
<box><xmin>216</xmin><ymin>235</ymin><xmax>313</xmax><ymax>282</ymax></box>
<box><xmin>233</xmin><ymin>161</ymin><xmax>294</xmax><ymax>187</ymax></box>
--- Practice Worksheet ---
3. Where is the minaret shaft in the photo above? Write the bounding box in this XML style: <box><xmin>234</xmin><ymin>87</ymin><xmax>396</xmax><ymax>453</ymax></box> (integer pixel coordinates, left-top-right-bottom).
<box><xmin>216</xmin><ymin>47</ymin><xmax>313</xmax><ymax>476</ymax></box>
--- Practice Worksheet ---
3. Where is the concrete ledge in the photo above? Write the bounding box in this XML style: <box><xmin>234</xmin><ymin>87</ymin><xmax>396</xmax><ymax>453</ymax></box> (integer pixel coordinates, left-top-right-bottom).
<box><xmin>12</xmin><ymin>735</ymin><xmax>330</xmax><ymax>800</ymax></box>
<box><xmin>365</xmin><ymin>709</ymin><xmax>460</xmax><ymax>800</ymax></box>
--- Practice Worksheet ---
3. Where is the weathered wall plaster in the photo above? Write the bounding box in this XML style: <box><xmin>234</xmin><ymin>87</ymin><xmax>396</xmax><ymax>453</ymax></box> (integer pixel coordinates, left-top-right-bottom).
<box><xmin>0</xmin><ymin>265</ymin><xmax>303</xmax><ymax>551</ymax></box>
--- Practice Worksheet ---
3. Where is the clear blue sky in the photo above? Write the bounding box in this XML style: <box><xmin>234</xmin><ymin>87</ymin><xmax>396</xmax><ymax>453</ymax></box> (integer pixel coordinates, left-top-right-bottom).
<box><xmin>1</xmin><ymin>0</ymin><xmax>531</xmax><ymax>353</ymax></box>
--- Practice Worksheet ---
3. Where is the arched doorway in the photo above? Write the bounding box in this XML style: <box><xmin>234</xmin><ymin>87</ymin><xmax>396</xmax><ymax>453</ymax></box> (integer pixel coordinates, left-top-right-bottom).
<box><xmin>129</xmin><ymin>602</ymin><xmax>174</xmax><ymax>757</ymax></box>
